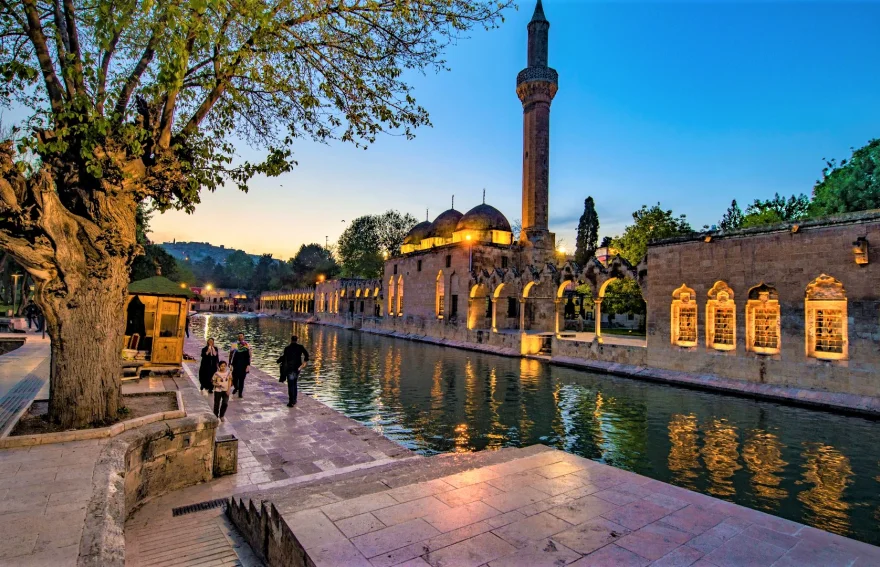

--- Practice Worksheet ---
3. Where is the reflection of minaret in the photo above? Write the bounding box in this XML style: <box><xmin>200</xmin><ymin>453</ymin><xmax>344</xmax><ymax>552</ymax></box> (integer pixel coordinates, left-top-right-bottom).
<box><xmin>518</xmin><ymin>0</ymin><xmax>558</xmax><ymax>250</ymax></box>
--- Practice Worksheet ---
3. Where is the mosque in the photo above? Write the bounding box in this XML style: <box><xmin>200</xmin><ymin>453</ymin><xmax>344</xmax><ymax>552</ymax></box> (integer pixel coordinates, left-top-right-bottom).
<box><xmin>262</xmin><ymin>0</ymin><xmax>880</xmax><ymax>408</ymax></box>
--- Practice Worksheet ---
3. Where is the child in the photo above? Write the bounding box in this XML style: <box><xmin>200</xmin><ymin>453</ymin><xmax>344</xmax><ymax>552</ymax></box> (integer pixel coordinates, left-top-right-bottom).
<box><xmin>212</xmin><ymin>361</ymin><xmax>233</xmax><ymax>420</ymax></box>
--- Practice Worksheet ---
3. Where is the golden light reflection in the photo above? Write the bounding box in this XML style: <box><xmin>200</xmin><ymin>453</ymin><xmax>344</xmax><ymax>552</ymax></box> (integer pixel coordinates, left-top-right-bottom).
<box><xmin>453</xmin><ymin>423</ymin><xmax>470</xmax><ymax>453</ymax></box>
<box><xmin>743</xmin><ymin>430</ymin><xmax>788</xmax><ymax>508</ymax></box>
<box><xmin>668</xmin><ymin>413</ymin><xmax>700</xmax><ymax>490</ymax></box>
<box><xmin>702</xmin><ymin>418</ymin><xmax>742</xmax><ymax>497</ymax></box>
<box><xmin>798</xmin><ymin>443</ymin><xmax>853</xmax><ymax>536</ymax></box>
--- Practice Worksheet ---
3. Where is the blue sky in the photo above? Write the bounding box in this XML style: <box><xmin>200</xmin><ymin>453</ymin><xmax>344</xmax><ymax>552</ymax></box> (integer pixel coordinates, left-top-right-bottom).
<box><xmin>147</xmin><ymin>1</ymin><xmax>879</xmax><ymax>257</ymax></box>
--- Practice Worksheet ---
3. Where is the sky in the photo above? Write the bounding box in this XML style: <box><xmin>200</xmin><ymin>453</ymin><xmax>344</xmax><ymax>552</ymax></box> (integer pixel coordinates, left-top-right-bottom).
<box><xmin>16</xmin><ymin>1</ymin><xmax>880</xmax><ymax>260</ymax></box>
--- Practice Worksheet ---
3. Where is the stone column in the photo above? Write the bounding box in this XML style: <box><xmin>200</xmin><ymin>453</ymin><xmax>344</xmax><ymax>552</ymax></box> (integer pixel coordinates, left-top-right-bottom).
<box><xmin>554</xmin><ymin>299</ymin><xmax>561</xmax><ymax>335</ymax></box>
<box><xmin>491</xmin><ymin>298</ymin><xmax>498</xmax><ymax>332</ymax></box>
<box><xmin>467</xmin><ymin>298</ymin><xmax>474</xmax><ymax>330</ymax></box>
<box><xmin>594</xmin><ymin>298</ymin><xmax>603</xmax><ymax>340</ymax></box>
<box><xmin>519</xmin><ymin>299</ymin><xmax>526</xmax><ymax>331</ymax></box>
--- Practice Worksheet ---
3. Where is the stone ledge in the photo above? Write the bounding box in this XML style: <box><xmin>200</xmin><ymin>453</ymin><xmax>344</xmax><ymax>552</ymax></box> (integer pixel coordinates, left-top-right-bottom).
<box><xmin>0</xmin><ymin>389</ymin><xmax>185</xmax><ymax>448</ymax></box>
<box><xmin>551</xmin><ymin>355</ymin><xmax>880</xmax><ymax>418</ymax></box>
<box><xmin>77</xmin><ymin>377</ymin><xmax>218</xmax><ymax>567</ymax></box>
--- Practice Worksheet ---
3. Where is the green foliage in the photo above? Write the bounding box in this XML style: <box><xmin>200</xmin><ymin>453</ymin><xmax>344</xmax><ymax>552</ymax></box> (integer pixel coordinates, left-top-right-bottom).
<box><xmin>223</xmin><ymin>250</ymin><xmax>255</xmax><ymax>289</ymax></box>
<box><xmin>811</xmin><ymin>139</ymin><xmax>880</xmax><ymax>216</ymax></box>
<box><xmin>337</xmin><ymin>211</ymin><xmax>416</xmax><ymax>278</ymax></box>
<box><xmin>249</xmin><ymin>254</ymin><xmax>276</xmax><ymax>293</ymax></box>
<box><xmin>740</xmin><ymin>193</ymin><xmax>810</xmax><ymax>228</ymax></box>
<box><xmin>130</xmin><ymin>244</ymin><xmax>181</xmax><ymax>281</ymax></box>
<box><xmin>575</xmin><ymin>197</ymin><xmax>599</xmax><ymax>265</ymax></box>
<box><xmin>719</xmin><ymin>199</ymin><xmax>743</xmax><ymax>231</ymax></box>
<box><xmin>337</xmin><ymin>216</ymin><xmax>384</xmax><ymax>279</ymax></box>
<box><xmin>601</xmin><ymin>279</ymin><xmax>646</xmax><ymax>320</ymax></box>
<box><xmin>611</xmin><ymin>204</ymin><xmax>692</xmax><ymax>265</ymax></box>
<box><xmin>288</xmin><ymin>244</ymin><xmax>339</xmax><ymax>287</ymax></box>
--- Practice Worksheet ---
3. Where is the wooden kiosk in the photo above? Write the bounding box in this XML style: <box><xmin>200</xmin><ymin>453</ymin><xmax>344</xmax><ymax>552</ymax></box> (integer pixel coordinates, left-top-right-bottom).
<box><xmin>124</xmin><ymin>276</ymin><xmax>194</xmax><ymax>370</ymax></box>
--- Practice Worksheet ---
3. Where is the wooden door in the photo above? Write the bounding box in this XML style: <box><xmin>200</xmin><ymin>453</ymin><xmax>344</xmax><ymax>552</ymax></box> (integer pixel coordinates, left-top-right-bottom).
<box><xmin>151</xmin><ymin>299</ymin><xmax>184</xmax><ymax>364</ymax></box>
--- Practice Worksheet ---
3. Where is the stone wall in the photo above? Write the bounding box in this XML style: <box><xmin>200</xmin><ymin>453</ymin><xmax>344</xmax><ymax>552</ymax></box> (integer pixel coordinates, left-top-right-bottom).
<box><xmin>79</xmin><ymin>377</ymin><xmax>218</xmax><ymax>566</ymax></box>
<box><xmin>645</xmin><ymin>212</ymin><xmax>880</xmax><ymax>397</ymax></box>
<box><xmin>553</xmin><ymin>337</ymin><xmax>647</xmax><ymax>366</ymax></box>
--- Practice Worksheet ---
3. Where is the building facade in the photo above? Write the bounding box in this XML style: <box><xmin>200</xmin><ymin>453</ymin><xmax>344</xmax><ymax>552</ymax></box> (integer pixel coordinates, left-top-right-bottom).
<box><xmin>258</xmin><ymin>1</ymin><xmax>880</xmax><ymax>403</ymax></box>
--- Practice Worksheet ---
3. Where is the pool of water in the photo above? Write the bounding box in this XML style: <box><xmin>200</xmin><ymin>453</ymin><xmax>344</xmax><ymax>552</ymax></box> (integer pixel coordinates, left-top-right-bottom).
<box><xmin>192</xmin><ymin>313</ymin><xmax>880</xmax><ymax>545</ymax></box>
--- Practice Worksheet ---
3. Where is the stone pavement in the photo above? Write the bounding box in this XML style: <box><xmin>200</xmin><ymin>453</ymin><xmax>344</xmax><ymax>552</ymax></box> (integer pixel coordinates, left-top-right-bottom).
<box><xmin>0</xmin><ymin>437</ymin><xmax>107</xmax><ymax>566</ymax></box>
<box><xmin>233</xmin><ymin>445</ymin><xmax>880</xmax><ymax>567</ymax></box>
<box><xmin>124</xmin><ymin>338</ymin><xmax>415</xmax><ymax>566</ymax></box>
<box><xmin>0</xmin><ymin>334</ymin><xmax>50</xmax><ymax>436</ymax></box>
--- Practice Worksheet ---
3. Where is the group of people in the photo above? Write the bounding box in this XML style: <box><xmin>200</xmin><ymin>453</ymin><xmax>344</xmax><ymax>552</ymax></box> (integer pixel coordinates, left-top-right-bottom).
<box><xmin>197</xmin><ymin>332</ymin><xmax>309</xmax><ymax>420</ymax></box>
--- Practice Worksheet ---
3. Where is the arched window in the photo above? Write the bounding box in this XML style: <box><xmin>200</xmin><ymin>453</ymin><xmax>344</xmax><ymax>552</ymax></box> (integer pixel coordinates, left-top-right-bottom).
<box><xmin>397</xmin><ymin>276</ymin><xmax>404</xmax><ymax>316</ymax></box>
<box><xmin>671</xmin><ymin>284</ymin><xmax>698</xmax><ymax>347</ymax></box>
<box><xmin>805</xmin><ymin>275</ymin><xmax>847</xmax><ymax>360</ymax></box>
<box><xmin>388</xmin><ymin>277</ymin><xmax>396</xmax><ymax>316</ymax></box>
<box><xmin>706</xmin><ymin>282</ymin><xmax>735</xmax><ymax>351</ymax></box>
<box><xmin>436</xmin><ymin>272</ymin><xmax>445</xmax><ymax>318</ymax></box>
<box><xmin>746</xmin><ymin>284</ymin><xmax>780</xmax><ymax>355</ymax></box>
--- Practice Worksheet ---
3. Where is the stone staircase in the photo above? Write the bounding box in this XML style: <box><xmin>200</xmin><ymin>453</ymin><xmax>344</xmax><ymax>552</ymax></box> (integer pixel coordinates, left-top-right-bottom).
<box><xmin>226</xmin><ymin>445</ymin><xmax>557</xmax><ymax>566</ymax></box>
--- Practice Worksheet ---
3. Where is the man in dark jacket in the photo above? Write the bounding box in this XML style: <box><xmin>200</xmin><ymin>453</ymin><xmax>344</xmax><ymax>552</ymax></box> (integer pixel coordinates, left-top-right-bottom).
<box><xmin>276</xmin><ymin>336</ymin><xmax>309</xmax><ymax>407</ymax></box>
<box><xmin>229</xmin><ymin>333</ymin><xmax>251</xmax><ymax>398</ymax></box>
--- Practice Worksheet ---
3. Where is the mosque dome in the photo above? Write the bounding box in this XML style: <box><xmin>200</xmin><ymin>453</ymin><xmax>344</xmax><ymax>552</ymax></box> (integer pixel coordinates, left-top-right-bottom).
<box><xmin>427</xmin><ymin>209</ymin><xmax>463</xmax><ymax>239</ymax></box>
<box><xmin>403</xmin><ymin>221</ymin><xmax>432</xmax><ymax>246</ymax></box>
<box><xmin>456</xmin><ymin>204</ymin><xmax>512</xmax><ymax>233</ymax></box>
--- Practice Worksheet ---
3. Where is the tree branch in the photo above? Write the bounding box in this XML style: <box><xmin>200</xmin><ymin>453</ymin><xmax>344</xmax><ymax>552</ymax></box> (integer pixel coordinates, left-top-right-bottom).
<box><xmin>21</xmin><ymin>0</ymin><xmax>65</xmax><ymax>113</ymax></box>
<box><xmin>114</xmin><ymin>33</ymin><xmax>158</xmax><ymax>118</ymax></box>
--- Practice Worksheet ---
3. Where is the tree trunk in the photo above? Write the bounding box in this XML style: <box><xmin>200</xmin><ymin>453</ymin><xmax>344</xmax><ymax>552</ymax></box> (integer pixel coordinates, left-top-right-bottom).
<box><xmin>44</xmin><ymin>257</ymin><xmax>128</xmax><ymax>428</ymax></box>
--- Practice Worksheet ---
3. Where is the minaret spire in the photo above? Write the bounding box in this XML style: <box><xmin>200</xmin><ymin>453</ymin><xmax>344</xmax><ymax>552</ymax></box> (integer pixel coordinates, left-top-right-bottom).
<box><xmin>517</xmin><ymin>0</ymin><xmax>558</xmax><ymax>251</ymax></box>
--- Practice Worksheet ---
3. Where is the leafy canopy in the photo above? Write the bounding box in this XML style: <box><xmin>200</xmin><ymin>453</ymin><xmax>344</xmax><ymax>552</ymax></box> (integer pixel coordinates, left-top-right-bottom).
<box><xmin>811</xmin><ymin>139</ymin><xmax>880</xmax><ymax>216</ymax></box>
<box><xmin>337</xmin><ymin>210</ymin><xmax>417</xmax><ymax>278</ymax></box>
<box><xmin>1</xmin><ymin>0</ymin><xmax>513</xmax><ymax>213</ymax></box>
<box><xmin>740</xmin><ymin>193</ymin><xmax>810</xmax><ymax>228</ymax></box>
<box><xmin>612</xmin><ymin>204</ymin><xmax>692</xmax><ymax>265</ymax></box>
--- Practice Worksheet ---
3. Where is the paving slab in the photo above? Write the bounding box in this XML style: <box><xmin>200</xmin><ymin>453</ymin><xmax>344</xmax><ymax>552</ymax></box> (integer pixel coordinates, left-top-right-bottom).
<box><xmin>228</xmin><ymin>447</ymin><xmax>880</xmax><ymax>567</ymax></box>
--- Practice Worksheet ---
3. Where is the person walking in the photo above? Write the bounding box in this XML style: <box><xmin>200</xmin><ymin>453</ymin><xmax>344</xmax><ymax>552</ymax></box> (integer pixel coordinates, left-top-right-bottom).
<box><xmin>199</xmin><ymin>338</ymin><xmax>220</xmax><ymax>393</ymax></box>
<box><xmin>276</xmin><ymin>335</ymin><xmax>309</xmax><ymax>407</ymax></box>
<box><xmin>229</xmin><ymin>333</ymin><xmax>251</xmax><ymax>398</ymax></box>
<box><xmin>212</xmin><ymin>361</ymin><xmax>232</xmax><ymax>420</ymax></box>
<box><xmin>24</xmin><ymin>300</ymin><xmax>37</xmax><ymax>330</ymax></box>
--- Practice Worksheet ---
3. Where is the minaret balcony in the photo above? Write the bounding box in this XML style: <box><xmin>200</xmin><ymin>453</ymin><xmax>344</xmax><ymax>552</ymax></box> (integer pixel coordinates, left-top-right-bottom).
<box><xmin>516</xmin><ymin>66</ymin><xmax>558</xmax><ymax>87</ymax></box>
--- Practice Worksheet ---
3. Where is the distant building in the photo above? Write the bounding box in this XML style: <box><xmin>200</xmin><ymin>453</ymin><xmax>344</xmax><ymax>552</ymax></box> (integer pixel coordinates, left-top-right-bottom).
<box><xmin>192</xmin><ymin>287</ymin><xmax>255</xmax><ymax>313</ymax></box>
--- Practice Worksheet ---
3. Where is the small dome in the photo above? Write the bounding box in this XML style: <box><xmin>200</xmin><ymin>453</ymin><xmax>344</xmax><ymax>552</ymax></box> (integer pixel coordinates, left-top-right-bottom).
<box><xmin>403</xmin><ymin>221</ymin><xmax>432</xmax><ymax>245</ymax></box>
<box><xmin>456</xmin><ymin>204</ymin><xmax>512</xmax><ymax>233</ymax></box>
<box><xmin>427</xmin><ymin>209</ymin><xmax>463</xmax><ymax>239</ymax></box>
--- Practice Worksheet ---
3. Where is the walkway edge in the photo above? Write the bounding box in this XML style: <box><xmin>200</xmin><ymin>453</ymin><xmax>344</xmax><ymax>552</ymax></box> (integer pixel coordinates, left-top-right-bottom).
<box><xmin>286</xmin><ymin>315</ymin><xmax>880</xmax><ymax>419</ymax></box>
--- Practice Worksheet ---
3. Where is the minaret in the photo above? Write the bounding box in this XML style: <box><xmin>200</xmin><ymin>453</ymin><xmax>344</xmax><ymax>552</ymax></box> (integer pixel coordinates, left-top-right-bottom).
<box><xmin>518</xmin><ymin>0</ymin><xmax>557</xmax><ymax>250</ymax></box>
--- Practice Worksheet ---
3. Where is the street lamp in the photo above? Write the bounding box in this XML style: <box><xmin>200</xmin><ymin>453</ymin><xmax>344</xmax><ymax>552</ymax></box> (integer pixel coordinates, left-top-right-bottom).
<box><xmin>10</xmin><ymin>273</ymin><xmax>22</xmax><ymax>317</ymax></box>
<box><xmin>206</xmin><ymin>284</ymin><xmax>213</xmax><ymax>291</ymax></box>
<box><xmin>180</xmin><ymin>282</ymin><xmax>187</xmax><ymax>289</ymax></box>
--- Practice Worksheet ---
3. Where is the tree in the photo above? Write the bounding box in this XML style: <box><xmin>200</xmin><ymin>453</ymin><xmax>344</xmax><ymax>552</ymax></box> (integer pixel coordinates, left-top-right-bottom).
<box><xmin>612</xmin><ymin>204</ymin><xmax>692</xmax><ymax>265</ymax></box>
<box><xmin>249</xmin><ymin>254</ymin><xmax>276</xmax><ymax>293</ymax></box>
<box><xmin>0</xmin><ymin>0</ymin><xmax>511</xmax><ymax>427</ymax></box>
<box><xmin>224</xmin><ymin>250</ymin><xmax>254</xmax><ymax>289</ymax></box>
<box><xmin>376</xmin><ymin>210</ymin><xmax>419</xmax><ymax>256</ymax></box>
<box><xmin>130</xmin><ymin>201</ymin><xmax>181</xmax><ymax>281</ymax></box>
<box><xmin>289</xmin><ymin>244</ymin><xmax>338</xmax><ymax>287</ymax></box>
<box><xmin>719</xmin><ymin>200</ymin><xmax>744</xmax><ymax>231</ymax></box>
<box><xmin>511</xmin><ymin>219</ymin><xmax>522</xmax><ymax>242</ymax></box>
<box><xmin>337</xmin><ymin>216</ymin><xmax>384</xmax><ymax>278</ymax></box>
<box><xmin>599</xmin><ymin>236</ymin><xmax>613</xmax><ymax>248</ymax></box>
<box><xmin>601</xmin><ymin>279</ymin><xmax>646</xmax><ymax>328</ymax></box>
<box><xmin>575</xmin><ymin>197</ymin><xmax>599</xmax><ymax>265</ymax></box>
<box><xmin>811</xmin><ymin>139</ymin><xmax>880</xmax><ymax>216</ymax></box>
<box><xmin>741</xmin><ymin>193</ymin><xmax>810</xmax><ymax>228</ymax></box>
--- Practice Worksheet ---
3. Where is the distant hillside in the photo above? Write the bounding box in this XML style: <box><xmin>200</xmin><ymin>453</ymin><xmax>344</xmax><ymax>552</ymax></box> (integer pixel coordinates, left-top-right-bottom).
<box><xmin>160</xmin><ymin>241</ymin><xmax>262</xmax><ymax>265</ymax></box>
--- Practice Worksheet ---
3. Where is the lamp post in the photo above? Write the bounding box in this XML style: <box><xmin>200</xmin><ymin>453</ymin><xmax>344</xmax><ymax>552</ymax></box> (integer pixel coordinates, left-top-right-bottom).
<box><xmin>11</xmin><ymin>273</ymin><xmax>22</xmax><ymax>317</ymax></box>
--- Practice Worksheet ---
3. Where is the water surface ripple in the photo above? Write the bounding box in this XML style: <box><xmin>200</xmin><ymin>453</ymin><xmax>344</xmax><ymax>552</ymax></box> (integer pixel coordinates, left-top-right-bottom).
<box><xmin>193</xmin><ymin>314</ymin><xmax>880</xmax><ymax>545</ymax></box>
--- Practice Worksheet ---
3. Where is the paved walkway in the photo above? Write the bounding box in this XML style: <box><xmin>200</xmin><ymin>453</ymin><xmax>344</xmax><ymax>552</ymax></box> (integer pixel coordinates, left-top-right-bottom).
<box><xmin>124</xmin><ymin>338</ymin><xmax>415</xmax><ymax>566</ymax></box>
<box><xmin>241</xmin><ymin>446</ymin><xmax>880</xmax><ymax>567</ymax></box>
<box><xmin>0</xmin><ymin>333</ymin><xmax>50</xmax><ymax>436</ymax></box>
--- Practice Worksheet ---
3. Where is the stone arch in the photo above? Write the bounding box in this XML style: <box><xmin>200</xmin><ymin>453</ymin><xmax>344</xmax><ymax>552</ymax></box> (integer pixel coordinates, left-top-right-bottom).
<box><xmin>388</xmin><ymin>277</ymin><xmax>396</xmax><ymax>316</ymax></box>
<box><xmin>491</xmin><ymin>282</ymin><xmax>520</xmax><ymax>332</ymax></box>
<box><xmin>671</xmin><ymin>284</ymin><xmax>698</xmax><ymax>347</ymax></box>
<box><xmin>436</xmin><ymin>270</ymin><xmax>445</xmax><ymax>318</ymax></box>
<box><xmin>468</xmin><ymin>283</ymin><xmax>490</xmax><ymax>330</ymax></box>
<box><xmin>396</xmin><ymin>275</ymin><xmax>404</xmax><ymax>316</ymax></box>
<box><xmin>706</xmin><ymin>281</ymin><xmax>736</xmax><ymax>351</ymax></box>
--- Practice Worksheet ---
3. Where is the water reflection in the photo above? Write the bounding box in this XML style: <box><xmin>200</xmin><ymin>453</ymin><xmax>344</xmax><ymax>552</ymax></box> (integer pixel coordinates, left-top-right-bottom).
<box><xmin>743</xmin><ymin>430</ymin><xmax>788</xmax><ymax>508</ymax></box>
<box><xmin>668</xmin><ymin>414</ymin><xmax>700</xmax><ymax>490</ymax></box>
<box><xmin>798</xmin><ymin>443</ymin><xmax>853</xmax><ymax>536</ymax></box>
<box><xmin>192</xmin><ymin>315</ymin><xmax>880</xmax><ymax>545</ymax></box>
